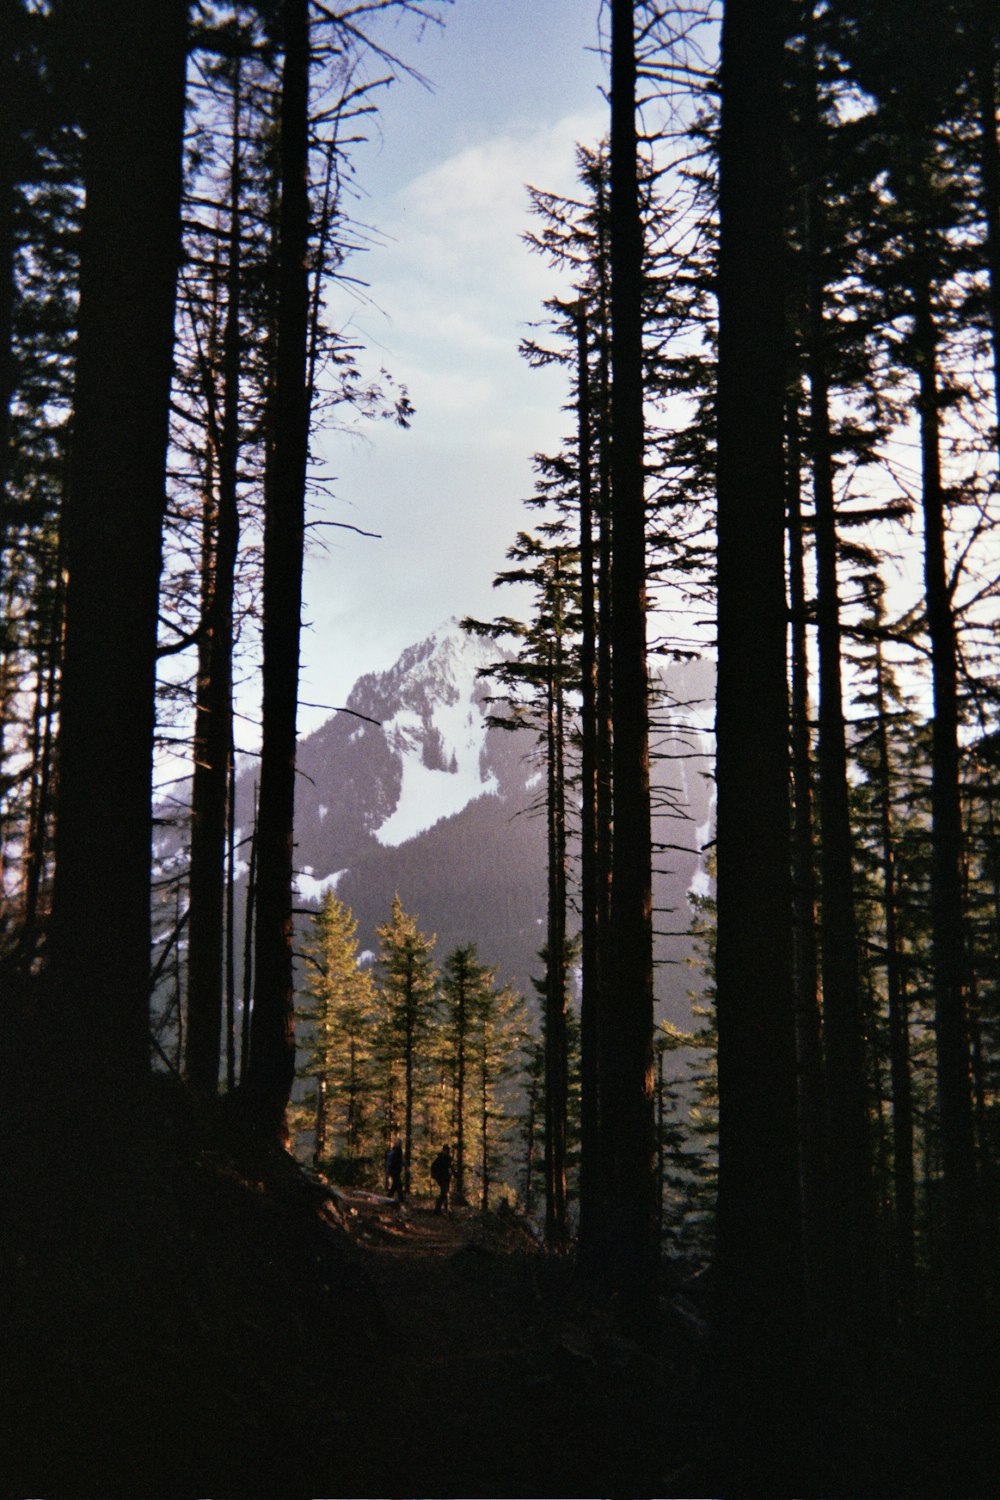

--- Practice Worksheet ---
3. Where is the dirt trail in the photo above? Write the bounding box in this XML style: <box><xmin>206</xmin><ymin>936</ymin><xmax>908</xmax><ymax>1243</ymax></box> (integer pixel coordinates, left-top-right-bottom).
<box><xmin>313</xmin><ymin>1196</ymin><xmax>691</xmax><ymax>1497</ymax></box>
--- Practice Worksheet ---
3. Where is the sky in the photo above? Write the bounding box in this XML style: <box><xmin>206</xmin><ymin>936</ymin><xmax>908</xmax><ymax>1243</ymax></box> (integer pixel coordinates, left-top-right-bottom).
<box><xmin>296</xmin><ymin>0</ymin><xmax>611</xmax><ymax>734</ymax></box>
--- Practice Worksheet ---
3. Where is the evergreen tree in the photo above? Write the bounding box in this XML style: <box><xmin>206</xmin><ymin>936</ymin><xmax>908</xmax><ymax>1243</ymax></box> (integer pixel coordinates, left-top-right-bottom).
<box><xmin>842</xmin><ymin>0</ymin><xmax>983</xmax><ymax>1303</ymax></box>
<box><xmin>470</xmin><ymin>976</ymin><xmax>526</xmax><ymax>1212</ymax></box>
<box><xmin>439</xmin><ymin>942</ymin><xmax>495</xmax><ymax>1206</ymax></box>
<box><xmin>375</xmin><ymin>894</ymin><xmax>438</xmax><ymax>1194</ymax></box>
<box><xmin>241</xmin><ymin>0</ymin><xmax>312</xmax><ymax>1138</ymax></box>
<box><xmin>45</xmin><ymin>0</ymin><xmax>190</xmax><ymax>1117</ymax></box>
<box><xmin>714</xmin><ymin>0</ymin><xmax>803</xmax><ymax>1483</ymax></box>
<box><xmin>298</xmin><ymin>891</ymin><xmax>377</xmax><ymax>1170</ymax></box>
<box><xmin>848</xmin><ymin>580</ymin><xmax>923</xmax><ymax>1312</ymax></box>
<box><xmin>602</xmin><ymin>0</ymin><xmax>658</xmax><ymax>1317</ymax></box>
<box><xmin>464</xmin><ymin>523</ymin><xmax>579</xmax><ymax>1243</ymax></box>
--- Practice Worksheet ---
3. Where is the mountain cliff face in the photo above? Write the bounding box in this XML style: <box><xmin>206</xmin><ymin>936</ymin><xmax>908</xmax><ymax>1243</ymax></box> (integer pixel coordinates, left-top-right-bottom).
<box><xmin>270</xmin><ymin>620</ymin><xmax>547</xmax><ymax>996</ymax></box>
<box><xmin>234</xmin><ymin>618</ymin><xmax>714</xmax><ymax>1020</ymax></box>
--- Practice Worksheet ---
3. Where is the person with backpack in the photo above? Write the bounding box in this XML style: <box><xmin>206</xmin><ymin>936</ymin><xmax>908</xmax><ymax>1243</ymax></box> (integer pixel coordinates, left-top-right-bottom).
<box><xmin>430</xmin><ymin>1143</ymin><xmax>452</xmax><ymax>1215</ymax></box>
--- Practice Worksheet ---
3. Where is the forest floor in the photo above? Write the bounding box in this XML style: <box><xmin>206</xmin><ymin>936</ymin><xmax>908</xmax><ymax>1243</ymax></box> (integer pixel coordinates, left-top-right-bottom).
<box><xmin>4</xmin><ymin>1091</ymin><xmax>999</xmax><ymax>1499</ymax></box>
<box><xmin>2</xmin><ymin>1093</ymin><xmax>703</xmax><ymax>1500</ymax></box>
<box><xmin>304</xmin><ymin>1187</ymin><xmax>703</xmax><ymax>1498</ymax></box>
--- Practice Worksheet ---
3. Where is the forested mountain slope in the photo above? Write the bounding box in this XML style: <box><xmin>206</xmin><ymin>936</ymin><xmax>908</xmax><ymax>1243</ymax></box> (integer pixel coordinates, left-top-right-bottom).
<box><xmin>228</xmin><ymin>618</ymin><xmax>714</xmax><ymax>1014</ymax></box>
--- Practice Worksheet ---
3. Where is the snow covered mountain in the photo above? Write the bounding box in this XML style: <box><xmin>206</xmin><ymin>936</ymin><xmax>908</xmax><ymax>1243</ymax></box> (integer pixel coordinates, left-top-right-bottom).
<box><xmin>234</xmin><ymin>618</ymin><xmax>714</xmax><ymax>1018</ymax></box>
<box><xmin>307</xmin><ymin>619</ymin><xmax>509</xmax><ymax>855</ymax></box>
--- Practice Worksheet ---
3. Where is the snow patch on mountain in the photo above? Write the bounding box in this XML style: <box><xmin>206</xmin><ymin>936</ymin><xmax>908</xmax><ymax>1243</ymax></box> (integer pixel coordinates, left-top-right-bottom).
<box><xmin>369</xmin><ymin>619</ymin><xmax>503</xmax><ymax>847</ymax></box>
<box><xmin>294</xmin><ymin>866</ymin><xmax>347</xmax><ymax>902</ymax></box>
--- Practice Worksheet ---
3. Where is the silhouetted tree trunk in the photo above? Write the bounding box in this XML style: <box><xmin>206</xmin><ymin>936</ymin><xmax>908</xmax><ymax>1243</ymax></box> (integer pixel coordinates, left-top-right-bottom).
<box><xmin>972</xmin><ymin>0</ymin><xmax>1000</xmax><ymax>473</ymax></box>
<box><xmin>240</xmin><ymin>780</ymin><xmax>258</xmax><ymax>1082</ymax></box>
<box><xmin>914</xmin><ymin>264</ymin><xmax>979</xmax><ymax>1297</ymax></box>
<box><xmin>715</xmin><ymin>0</ymin><xmax>803</xmax><ymax>1484</ymax></box>
<box><xmin>603</xmin><ymin>0</ymin><xmax>658</xmax><ymax>1318</ymax></box>
<box><xmin>20</xmin><ymin>596</ymin><xmax>61</xmax><ymax>957</ymax></box>
<box><xmin>241</xmin><ymin>0</ymin><xmax>311</xmax><ymax>1137</ymax></box>
<box><xmin>786</xmin><ymin>386</ymin><xmax>826</xmax><ymax>1293</ymax></box>
<box><xmin>590</xmin><ymin>192</ymin><xmax>616</xmax><ymax>1260</ymax></box>
<box><xmin>454</xmin><ymin>981</ymin><xmax>468</xmax><ymax>1206</ymax></box>
<box><xmin>0</xmin><ymin>0</ymin><xmax>20</xmax><ymax>581</ymax></box>
<box><xmin>575</xmin><ymin>299</ymin><xmax>602</xmax><ymax>1252</ymax></box>
<box><xmin>185</xmin><ymin>77</ymin><xmax>244</xmax><ymax>1096</ymax></box>
<box><xmin>801</xmin><ymin>22</ymin><xmax>875</xmax><ymax>1308</ymax></box>
<box><xmin>225</xmin><ymin>736</ymin><xmax>237</xmax><ymax>1090</ymax></box>
<box><xmin>46</xmin><ymin>0</ymin><xmax>189</xmax><ymax>1112</ymax></box>
<box><xmin>870</xmin><ymin>608</ymin><xmax>916</xmax><ymax>1311</ymax></box>
<box><xmin>543</xmin><ymin>640</ymin><xmax>569</xmax><ymax>1245</ymax></box>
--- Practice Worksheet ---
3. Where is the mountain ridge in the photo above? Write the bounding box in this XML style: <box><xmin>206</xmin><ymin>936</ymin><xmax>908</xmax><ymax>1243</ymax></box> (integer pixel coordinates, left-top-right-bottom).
<box><xmin>269</xmin><ymin>617</ymin><xmax>715</xmax><ymax>1018</ymax></box>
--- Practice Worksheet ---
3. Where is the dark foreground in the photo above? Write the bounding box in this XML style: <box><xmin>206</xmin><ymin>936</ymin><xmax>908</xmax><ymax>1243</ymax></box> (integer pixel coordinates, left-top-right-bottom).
<box><xmin>3</xmin><ymin>1087</ymin><xmax>998</xmax><ymax>1499</ymax></box>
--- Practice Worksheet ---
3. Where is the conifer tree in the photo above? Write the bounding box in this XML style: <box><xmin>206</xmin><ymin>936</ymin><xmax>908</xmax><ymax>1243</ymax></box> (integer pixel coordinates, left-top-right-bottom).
<box><xmin>602</xmin><ymin>0</ymin><xmax>658</xmax><ymax>1315</ymax></box>
<box><xmin>439</xmin><ymin>942</ymin><xmax>495</xmax><ymax>1206</ymax></box>
<box><xmin>46</xmin><ymin>0</ymin><xmax>190</xmax><ymax>1113</ymax></box>
<box><xmin>842</xmin><ymin>0</ymin><xmax>983</xmax><ymax>1301</ymax></box>
<box><xmin>241</xmin><ymin>0</ymin><xmax>312</xmax><ymax>1137</ymax></box>
<box><xmin>299</xmin><ymin>890</ymin><xmax>377</xmax><ymax>1169</ymax></box>
<box><xmin>0</xmin><ymin>1</ymin><xmax>80</xmax><ymax>961</ymax></box>
<box><xmin>849</xmin><ymin>581</ymin><xmax>921</xmax><ymax>1310</ymax></box>
<box><xmin>465</xmin><ymin>526</ymin><xmax>578</xmax><ymax>1243</ymax></box>
<box><xmin>183</xmin><ymin>26</ymin><xmax>257</xmax><ymax>1096</ymax></box>
<box><xmin>795</xmin><ymin>8</ymin><xmax>877</xmax><ymax>1313</ymax></box>
<box><xmin>375</xmin><ymin>894</ymin><xmax>438</xmax><ymax>1193</ymax></box>
<box><xmin>714</xmin><ymin>0</ymin><xmax>803</xmax><ymax>1480</ymax></box>
<box><xmin>470</xmin><ymin>976</ymin><xmax>525</xmax><ymax>1212</ymax></box>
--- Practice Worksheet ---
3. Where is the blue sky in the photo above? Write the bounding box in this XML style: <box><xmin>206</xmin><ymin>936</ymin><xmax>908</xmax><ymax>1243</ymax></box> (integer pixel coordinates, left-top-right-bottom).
<box><xmin>298</xmin><ymin>1</ymin><xmax>610</xmax><ymax>727</ymax></box>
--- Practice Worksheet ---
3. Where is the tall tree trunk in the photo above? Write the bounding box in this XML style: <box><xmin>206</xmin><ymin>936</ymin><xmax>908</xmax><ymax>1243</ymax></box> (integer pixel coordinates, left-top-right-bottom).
<box><xmin>871</xmin><ymin>619</ymin><xmax>915</xmax><ymax>1312</ymax></box>
<box><xmin>20</xmin><ymin>569</ymin><xmax>61</xmax><ymax>960</ymax></box>
<box><xmin>240</xmin><ymin>781</ymin><xmax>258</xmax><ymax>1083</ymax></box>
<box><xmin>801</xmin><ymin>31</ymin><xmax>875</xmax><ymax>1308</ymax></box>
<box><xmin>185</xmin><ymin>82</ymin><xmax>243</xmax><ymax>1096</ymax></box>
<box><xmin>973</xmin><ymin>1</ymin><xmax>1000</xmax><ymax>476</ymax></box>
<box><xmin>403</xmin><ymin>979</ymin><xmax>415</xmax><ymax>1193</ymax></box>
<box><xmin>185</xmin><ymin>451</ymin><xmax>223</xmax><ymax>1089</ymax></box>
<box><xmin>0</xmin><ymin>0</ymin><xmax>19</xmax><ymax>588</ymax></box>
<box><xmin>46</xmin><ymin>0</ymin><xmax>189</xmax><ymax>1115</ymax></box>
<box><xmin>543</xmin><ymin>646</ymin><xmax>568</xmax><ymax>1246</ymax></box>
<box><xmin>575</xmin><ymin>299</ymin><xmax>602</xmax><ymax>1252</ymax></box>
<box><xmin>225</xmin><ymin>737</ymin><xmax>237</xmax><ymax>1090</ymax></box>
<box><xmin>241</xmin><ymin>0</ymin><xmax>311</xmax><ymax>1138</ymax></box>
<box><xmin>914</xmin><ymin>266</ymin><xmax>979</xmax><ymax>1298</ymax></box>
<box><xmin>715</xmin><ymin>0</ymin><xmax>803</xmax><ymax>1484</ymax></box>
<box><xmin>786</xmin><ymin>384</ymin><xmax>826</xmax><ymax>1295</ymax></box>
<box><xmin>592</xmin><ymin>197</ymin><xmax>615</xmax><ymax>1257</ymax></box>
<box><xmin>604</xmin><ymin>0</ymin><xmax>657</xmax><ymax>1318</ymax></box>
<box><xmin>454</xmin><ymin>981</ymin><xmax>467</xmax><ymax>1206</ymax></box>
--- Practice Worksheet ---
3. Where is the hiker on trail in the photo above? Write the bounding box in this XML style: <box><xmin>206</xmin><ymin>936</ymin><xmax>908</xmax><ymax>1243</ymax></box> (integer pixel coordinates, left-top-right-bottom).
<box><xmin>384</xmin><ymin>1137</ymin><xmax>403</xmax><ymax>1198</ymax></box>
<box><xmin>430</xmin><ymin>1143</ymin><xmax>452</xmax><ymax>1215</ymax></box>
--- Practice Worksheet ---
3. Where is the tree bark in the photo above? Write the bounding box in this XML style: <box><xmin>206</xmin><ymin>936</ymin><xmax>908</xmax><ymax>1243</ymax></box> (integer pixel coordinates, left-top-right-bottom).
<box><xmin>871</xmin><ymin>620</ymin><xmax>916</xmax><ymax>1312</ymax></box>
<box><xmin>241</xmin><ymin>0</ymin><xmax>311</xmax><ymax>1137</ymax></box>
<box><xmin>543</xmin><ymin>644</ymin><xmax>568</xmax><ymax>1245</ymax></box>
<box><xmin>603</xmin><ymin>0</ymin><xmax>657</xmax><ymax>1318</ymax></box>
<box><xmin>46</xmin><ymin>0</ymin><xmax>189</xmax><ymax>1113</ymax></box>
<box><xmin>0</xmin><ymin>0</ymin><xmax>20</xmax><ymax>588</ymax></box>
<box><xmin>786</xmin><ymin>385</ymin><xmax>826</xmax><ymax>1296</ymax></box>
<box><xmin>914</xmin><ymin>267</ymin><xmax>979</xmax><ymax>1298</ymax></box>
<box><xmin>185</xmin><ymin>79</ymin><xmax>243</xmax><ymax>1096</ymax></box>
<box><xmin>715</xmin><ymin>0</ymin><xmax>803</xmax><ymax>1483</ymax></box>
<box><xmin>973</xmin><ymin>2</ymin><xmax>1000</xmax><ymax>477</ymax></box>
<box><xmin>575</xmin><ymin>300</ymin><xmax>602</xmax><ymax>1252</ymax></box>
<box><xmin>801</xmin><ymin>28</ymin><xmax>875</xmax><ymax>1307</ymax></box>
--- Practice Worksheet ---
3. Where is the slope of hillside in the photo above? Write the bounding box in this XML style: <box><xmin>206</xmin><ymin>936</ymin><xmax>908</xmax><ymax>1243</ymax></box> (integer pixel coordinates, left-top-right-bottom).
<box><xmin>221</xmin><ymin>619</ymin><xmax>714</xmax><ymax>1013</ymax></box>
